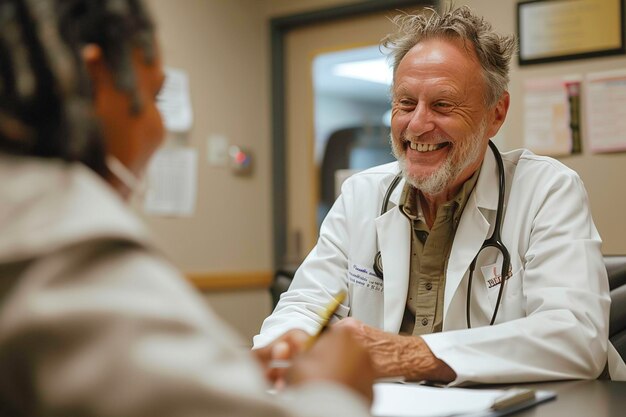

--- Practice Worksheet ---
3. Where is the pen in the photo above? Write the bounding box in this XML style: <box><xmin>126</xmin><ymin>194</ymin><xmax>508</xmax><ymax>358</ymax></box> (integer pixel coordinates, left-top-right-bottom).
<box><xmin>268</xmin><ymin>290</ymin><xmax>347</xmax><ymax>369</ymax></box>
<box><xmin>303</xmin><ymin>290</ymin><xmax>347</xmax><ymax>350</ymax></box>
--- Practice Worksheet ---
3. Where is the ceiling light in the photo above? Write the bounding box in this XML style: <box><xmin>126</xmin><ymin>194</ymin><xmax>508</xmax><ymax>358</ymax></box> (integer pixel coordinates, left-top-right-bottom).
<box><xmin>333</xmin><ymin>58</ymin><xmax>392</xmax><ymax>85</ymax></box>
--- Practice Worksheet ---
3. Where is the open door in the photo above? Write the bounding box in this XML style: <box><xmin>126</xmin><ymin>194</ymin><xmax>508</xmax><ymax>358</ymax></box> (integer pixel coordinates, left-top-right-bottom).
<box><xmin>278</xmin><ymin>4</ymin><xmax>429</xmax><ymax>266</ymax></box>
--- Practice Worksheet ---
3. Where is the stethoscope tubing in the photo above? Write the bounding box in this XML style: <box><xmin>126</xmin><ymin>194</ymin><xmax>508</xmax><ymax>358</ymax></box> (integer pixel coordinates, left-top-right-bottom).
<box><xmin>467</xmin><ymin>140</ymin><xmax>511</xmax><ymax>327</ymax></box>
<box><xmin>372</xmin><ymin>140</ymin><xmax>510</xmax><ymax>328</ymax></box>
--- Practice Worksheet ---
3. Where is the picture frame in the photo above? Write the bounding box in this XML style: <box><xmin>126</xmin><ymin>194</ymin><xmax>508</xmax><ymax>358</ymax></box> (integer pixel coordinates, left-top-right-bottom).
<box><xmin>517</xmin><ymin>0</ymin><xmax>625</xmax><ymax>65</ymax></box>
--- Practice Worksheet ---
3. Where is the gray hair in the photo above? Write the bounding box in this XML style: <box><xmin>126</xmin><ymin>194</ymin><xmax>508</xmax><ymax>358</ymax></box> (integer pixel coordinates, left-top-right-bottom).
<box><xmin>382</xmin><ymin>5</ymin><xmax>517</xmax><ymax>107</ymax></box>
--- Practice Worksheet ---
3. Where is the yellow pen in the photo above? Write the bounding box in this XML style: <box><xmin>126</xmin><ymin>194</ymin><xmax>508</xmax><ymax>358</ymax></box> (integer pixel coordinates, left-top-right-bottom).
<box><xmin>303</xmin><ymin>290</ymin><xmax>347</xmax><ymax>350</ymax></box>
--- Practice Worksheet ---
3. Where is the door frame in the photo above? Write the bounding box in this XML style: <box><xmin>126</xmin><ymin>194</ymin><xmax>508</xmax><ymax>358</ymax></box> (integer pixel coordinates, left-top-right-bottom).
<box><xmin>270</xmin><ymin>0</ymin><xmax>439</xmax><ymax>268</ymax></box>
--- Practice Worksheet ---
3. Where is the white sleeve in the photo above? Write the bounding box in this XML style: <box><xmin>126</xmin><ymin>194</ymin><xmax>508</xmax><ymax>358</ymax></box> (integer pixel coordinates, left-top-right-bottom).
<box><xmin>423</xmin><ymin>167</ymin><xmax>610</xmax><ymax>385</ymax></box>
<box><xmin>253</xmin><ymin>175</ymin><xmax>360</xmax><ymax>348</ymax></box>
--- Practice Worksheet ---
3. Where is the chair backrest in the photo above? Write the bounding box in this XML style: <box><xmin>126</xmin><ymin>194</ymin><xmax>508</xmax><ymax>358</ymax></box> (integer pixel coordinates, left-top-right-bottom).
<box><xmin>270</xmin><ymin>269</ymin><xmax>295</xmax><ymax>308</ymax></box>
<box><xmin>606</xmin><ymin>255</ymin><xmax>626</xmax><ymax>362</ymax></box>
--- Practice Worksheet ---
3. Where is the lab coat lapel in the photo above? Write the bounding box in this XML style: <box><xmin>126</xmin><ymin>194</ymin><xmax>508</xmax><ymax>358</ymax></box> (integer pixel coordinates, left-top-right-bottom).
<box><xmin>444</xmin><ymin>148</ymin><xmax>500</xmax><ymax>315</ymax></box>
<box><xmin>375</xmin><ymin>180</ymin><xmax>410</xmax><ymax>333</ymax></box>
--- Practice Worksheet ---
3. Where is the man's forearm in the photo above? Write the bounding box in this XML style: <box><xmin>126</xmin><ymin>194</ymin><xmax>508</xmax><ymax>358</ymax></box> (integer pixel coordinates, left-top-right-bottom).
<box><xmin>342</xmin><ymin>320</ymin><xmax>456</xmax><ymax>382</ymax></box>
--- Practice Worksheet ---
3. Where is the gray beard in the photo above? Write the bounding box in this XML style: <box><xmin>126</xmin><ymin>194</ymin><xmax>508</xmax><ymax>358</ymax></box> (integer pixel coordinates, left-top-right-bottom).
<box><xmin>391</xmin><ymin>119</ymin><xmax>487</xmax><ymax>196</ymax></box>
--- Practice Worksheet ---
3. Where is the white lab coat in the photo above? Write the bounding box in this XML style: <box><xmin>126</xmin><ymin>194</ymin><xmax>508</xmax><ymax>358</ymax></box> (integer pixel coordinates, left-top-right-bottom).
<box><xmin>256</xmin><ymin>148</ymin><xmax>626</xmax><ymax>384</ymax></box>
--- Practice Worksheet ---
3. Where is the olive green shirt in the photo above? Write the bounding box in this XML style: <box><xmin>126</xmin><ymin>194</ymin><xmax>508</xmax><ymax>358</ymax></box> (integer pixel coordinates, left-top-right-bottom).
<box><xmin>398</xmin><ymin>168</ymin><xmax>481</xmax><ymax>336</ymax></box>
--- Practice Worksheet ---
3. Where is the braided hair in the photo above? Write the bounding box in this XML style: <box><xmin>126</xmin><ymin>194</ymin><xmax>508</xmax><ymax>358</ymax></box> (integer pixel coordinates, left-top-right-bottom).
<box><xmin>0</xmin><ymin>0</ymin><xmax>155</xmax><ymax>177</ymax></box>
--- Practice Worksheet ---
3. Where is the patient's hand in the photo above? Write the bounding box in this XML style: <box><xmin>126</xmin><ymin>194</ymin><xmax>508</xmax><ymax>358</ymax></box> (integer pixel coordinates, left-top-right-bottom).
<box><xmin>288</xmin><ymin>326</ymin><xmax>374</xmax><ymax>404</ymax></box>
<box><xmin>253</xmin><ymin>328</ymin><xmax>309</xmax><ymax>386</ymax></box>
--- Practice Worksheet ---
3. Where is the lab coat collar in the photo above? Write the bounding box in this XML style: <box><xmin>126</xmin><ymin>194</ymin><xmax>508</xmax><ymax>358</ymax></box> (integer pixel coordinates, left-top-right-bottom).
<box><xmin>472</xmin><ymin>146</ymin><xmax>500</xmax><ymax>212</ymax></box>
<box><xmin>444</xmin><ymin>147</ymin><xmax>500</xmax><ymax>314</ymax></box>
<box><xmin>385</xmin><ymin>148</ymin><xmax>499</xmax><ymax>211</ymax></box>
<box><xmin>375</xmin><ymin>205</ymin><xmax>410</xmax><ymax>333</ymax></box>
<box><xmin>375</xmin><ymin>148</ymin><xmax>501</xmax><ymax>330</ymax></box>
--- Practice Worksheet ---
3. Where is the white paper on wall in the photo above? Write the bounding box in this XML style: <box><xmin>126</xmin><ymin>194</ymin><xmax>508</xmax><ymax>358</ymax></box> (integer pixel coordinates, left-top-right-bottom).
<box><xmin>585</xmin><ymin>69</ymin><xmax>626</xmax><ymax>153</ymax></box>
<box><xmin>144</xmin><ymin>147</ymin><xmax>197</xmax><ymax>216</ymax></box>
<box><xmin>523</xmin><ymin>75</ymin><xmax>582</xmax><ymax>156</ymax></box>
<box><xmin>156</xmin><ymin>67</ymin><xmax>193</xmax><ymax>133</ymax></box>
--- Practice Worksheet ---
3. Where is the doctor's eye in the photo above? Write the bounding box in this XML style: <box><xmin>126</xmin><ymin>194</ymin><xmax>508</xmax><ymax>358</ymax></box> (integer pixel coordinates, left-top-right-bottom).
<box><xmin>433</xmin><ymin>101</ymin><xmax>454</xmax><ymax>112</ymax></box>
<box><xmin>395</xmin><ymin>99</ymin><xmax>416</xmax><ymax>111</ymax></box>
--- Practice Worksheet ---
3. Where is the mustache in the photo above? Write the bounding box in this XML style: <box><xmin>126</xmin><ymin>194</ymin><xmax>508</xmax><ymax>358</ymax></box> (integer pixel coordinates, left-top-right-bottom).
<box><xmin>399</xmin><ymin>131</ymin><xmax>450</xmax><ymax>143</ymax></box>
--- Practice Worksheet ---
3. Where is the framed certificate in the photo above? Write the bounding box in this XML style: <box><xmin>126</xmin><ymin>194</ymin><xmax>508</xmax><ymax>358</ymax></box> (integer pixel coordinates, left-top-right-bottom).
<box><xmin>517</xmin><ymin>0</ymin><xmax>625</xmax><ymax>65</ymax></box>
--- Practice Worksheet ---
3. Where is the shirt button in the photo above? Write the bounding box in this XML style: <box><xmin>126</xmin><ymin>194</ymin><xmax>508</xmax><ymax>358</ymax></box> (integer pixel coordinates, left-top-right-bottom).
<box><xmin>425</xmin><ymin>282</ymin><xmax>432</xmax><ymax>290</ymax></box>
<box><xmin>421</xmin><ymin>318</ymin><xmax>429</xmax><ymax>326</ymax></box>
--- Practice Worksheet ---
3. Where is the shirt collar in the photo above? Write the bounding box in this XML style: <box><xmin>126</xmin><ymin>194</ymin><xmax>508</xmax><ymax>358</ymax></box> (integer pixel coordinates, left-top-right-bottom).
<box><xmin>398</xmin><ymin>164</ymin><xmax>482</xmax><ymax>224</ymax></box>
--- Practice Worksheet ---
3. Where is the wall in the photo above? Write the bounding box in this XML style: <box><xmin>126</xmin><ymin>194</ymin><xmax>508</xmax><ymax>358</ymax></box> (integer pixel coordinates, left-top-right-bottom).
<box><xmin>457</xmin><ymin>0</ymin><xmax>626</xmax><ymax>254</ymax></box>
<box><xmin>141</xmin><ymin>0</ymin><xmax>364</xmax><ymax>344</ymax></box>
<box><xmin>263</xmin><ymin>0</ymin><xmax>363</xmax><ymax>17</ymax></box>
<box><xmin>143</xmin><ymin>0</ymin><xmax>276</xmax><ymax>343</ymax></box>
<box><xmin>145</xmin><ymin>0</ymin><xmax>272</xmax><ymax>272</ymax></box>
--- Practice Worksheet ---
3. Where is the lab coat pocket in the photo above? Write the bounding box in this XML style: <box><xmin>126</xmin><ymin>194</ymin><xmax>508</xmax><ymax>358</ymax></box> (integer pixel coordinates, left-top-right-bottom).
<box><xmin>347</xmin><ymin>263</ymin><xmax>384</xmax><ymax>293</ymax></box>
<box><xmin>346</xmin><ymin>262</ymin><xmax>384</xmax><ymax>326</ymax></box>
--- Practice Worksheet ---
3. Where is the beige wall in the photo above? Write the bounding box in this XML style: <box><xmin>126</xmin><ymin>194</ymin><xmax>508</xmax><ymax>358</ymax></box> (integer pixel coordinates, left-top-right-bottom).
<box><xmin>263</xmin><ymin>0</ymin><xmax>362</xmax><ymax>16</ymax></box>
<box><xmin>140</xmin><ymin>0</ymin><xmax>626</xmax><ymax>341</ymax></box>
<box><xmin>145</xmin><ymin>0</ymin><xmax>272</xmax><ymax>273</ymax></box>
<box><xmin>459</xmin><ymin>0</ymin><xmax>626</xmax><ymax>254</ymax></box>
<box><xmin>142</xmin><ymin>0</ymin><xmax>364</xmax><ymax>343</ymax></box>
<box><xmin>144</xmin><ymin>0</ymin><xmax>276</xmax><ymax>343</ymax></box>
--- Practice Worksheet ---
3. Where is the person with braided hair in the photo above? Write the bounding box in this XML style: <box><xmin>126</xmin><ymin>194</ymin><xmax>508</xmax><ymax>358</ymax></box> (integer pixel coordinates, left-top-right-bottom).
<box><xmin>0</xmin><ymin>1</ymin><xmax>375</xmax><ymax>415</ymax></box>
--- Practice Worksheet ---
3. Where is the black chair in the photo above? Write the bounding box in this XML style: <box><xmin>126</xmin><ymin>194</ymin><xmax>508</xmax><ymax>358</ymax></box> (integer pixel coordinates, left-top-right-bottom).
<box><xmin>606</xmin><ymin>255</ymin><xmax>626</xmax><ymax>361</ymax></box>
<box><xmin>270</xmin><ymin>269</ymin><xmax>295</xmax><ymax>308</ymax></box>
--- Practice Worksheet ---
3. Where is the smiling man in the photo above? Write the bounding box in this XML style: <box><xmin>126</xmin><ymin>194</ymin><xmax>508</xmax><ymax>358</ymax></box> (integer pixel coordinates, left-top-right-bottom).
<box><xmin>255</xmin><ymin>6</ymin><xmax>626</xmax><ymax>384</ymax></box>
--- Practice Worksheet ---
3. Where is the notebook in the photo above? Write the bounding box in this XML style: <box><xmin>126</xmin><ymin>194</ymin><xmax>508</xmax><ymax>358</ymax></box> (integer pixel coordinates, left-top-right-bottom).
<box><xmin>371</xmin><ymin>382</ymin><xmax>556</xmax><ymax>417</ymax></box>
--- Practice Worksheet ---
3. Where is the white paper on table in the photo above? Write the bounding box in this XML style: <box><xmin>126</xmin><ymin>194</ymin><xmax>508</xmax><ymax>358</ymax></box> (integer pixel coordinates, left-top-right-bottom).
<box><xmin>156</xmin><ymin>67</ymin><xmax>193</xmax><ymax>133</ymax></box>
<box><xmin>372</xmin><ymin>383</ymin><xmax>558</xmax><ymax>417</ymax></box>
<box><xmin>372</xmin><ymin>383</ymin><xmax>501</xmax><ymax>417</ymax></box>
<box><xmin>585</xmin><ymin>69</ymin><xmax>626</xmax><ymax>153</ymax></box>
<box><xmin>522</xmin><ymin>75</ymin><xmax>581</xmax><ymax>156</ymax></box>
<box><xmin>143</xmin><ymin>147</ymin><xmax>197</xmax><ymax>216</ymax></box>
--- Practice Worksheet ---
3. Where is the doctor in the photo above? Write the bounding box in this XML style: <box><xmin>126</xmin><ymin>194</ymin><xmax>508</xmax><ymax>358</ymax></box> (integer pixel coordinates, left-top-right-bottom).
<box><xmin>255</xmin><ymin>6</ymin><xmax>626</xmax><ymax>384</ymax></box>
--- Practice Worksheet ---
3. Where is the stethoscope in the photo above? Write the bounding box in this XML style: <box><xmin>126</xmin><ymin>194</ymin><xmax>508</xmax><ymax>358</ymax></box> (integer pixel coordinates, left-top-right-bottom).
<box><xmin>372</xmin><ymin>140</ymin><xmax>510</xmax><ymax>328</ymax></box>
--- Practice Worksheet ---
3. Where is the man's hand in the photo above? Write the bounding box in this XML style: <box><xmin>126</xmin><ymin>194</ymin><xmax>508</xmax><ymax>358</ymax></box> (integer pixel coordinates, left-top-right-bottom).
<box><xmin>334</xmin><ymin>317</ymin><xmax>456</xmax><ymax>383</ymax></box>
<box><xmin>287</xmin><ymin>325</ymin><xmax>375</xmax><ymax>403</ymax></box>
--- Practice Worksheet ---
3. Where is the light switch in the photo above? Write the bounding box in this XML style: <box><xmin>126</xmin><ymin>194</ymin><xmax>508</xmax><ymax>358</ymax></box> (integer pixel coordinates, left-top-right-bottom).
<box><xmin>206</xmin><ymin>134</ymin><xmax>229</xmax><ymax>166</ymax></box>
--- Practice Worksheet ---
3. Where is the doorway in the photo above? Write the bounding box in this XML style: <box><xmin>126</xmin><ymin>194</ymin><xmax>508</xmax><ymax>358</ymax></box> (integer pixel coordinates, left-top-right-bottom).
<box><xmin>271</xmin><ymin>1</ymin><xmax>435</xmax><ymax>268</ymax></box>
<box><xmin>313</xmin><ymin>45</ymin><xmax>395</xmax><ymax>228</ymax></box>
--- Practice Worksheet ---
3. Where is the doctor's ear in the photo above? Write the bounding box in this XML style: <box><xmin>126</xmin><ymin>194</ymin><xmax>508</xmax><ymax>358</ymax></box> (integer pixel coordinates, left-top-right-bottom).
<box><xmin>487</xmin><ymin>92</ymin><xmax>510</xmax><ymax>138</ymax></box>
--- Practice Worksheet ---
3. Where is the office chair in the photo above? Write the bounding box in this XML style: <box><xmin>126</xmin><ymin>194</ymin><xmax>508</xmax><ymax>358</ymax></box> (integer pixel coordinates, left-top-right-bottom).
<box><xmin>606</xmin><ymin>255</ymin><xmax>626</xmax><ymax>362</ymax></box>
<box><xmin>270</xmin><ymin>269</ymin><xmax>295</xmax><ymax>308</ymax></box>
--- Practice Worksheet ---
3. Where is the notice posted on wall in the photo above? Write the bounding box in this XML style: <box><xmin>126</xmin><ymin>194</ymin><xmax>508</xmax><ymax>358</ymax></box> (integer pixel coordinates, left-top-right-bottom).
<box><xmin>585</xmin><ymin>69</ymin><xmax>626</xmax><ymax>153</ymax></box>
<box><xmin>144</xmin><ymin>147</ymin><xmax>197</xmax><ymax>217</ymax></box>
<box><xmin>522</xmin><ymin>75</ymin><xmax>582</xmax><ymax>156</ymax></box>
<box><xmin>156</xmin><ymin>67</ymin><xmax>193</xmax><ymax>133</ymax></box>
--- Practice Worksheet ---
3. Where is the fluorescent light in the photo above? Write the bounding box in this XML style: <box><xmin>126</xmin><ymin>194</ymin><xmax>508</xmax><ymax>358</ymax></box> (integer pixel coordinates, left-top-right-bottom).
<box><xmin>333</xmin><ymin>58</ymin><xmax>392</xmax><ymax>85</ymax></box>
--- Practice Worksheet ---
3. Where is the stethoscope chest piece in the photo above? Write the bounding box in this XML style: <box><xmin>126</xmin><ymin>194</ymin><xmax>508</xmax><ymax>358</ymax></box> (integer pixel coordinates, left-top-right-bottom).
<box><xmin>373</xmin><ymin>252</ymin><xmax>384</xmax><ymax>279</ymax></box>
